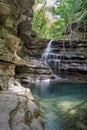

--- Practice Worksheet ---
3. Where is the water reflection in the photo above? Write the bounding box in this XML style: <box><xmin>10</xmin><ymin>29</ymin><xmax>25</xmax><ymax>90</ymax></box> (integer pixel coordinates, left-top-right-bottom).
<box><xmin>36</xmin><ymin>79</ymin><xmax>50</xmax><ymax>93</ymax></box>
<box><xmin>29</xmin><ymin>81</ymin><xmax>87</xmax><ymax>130</ymax></box>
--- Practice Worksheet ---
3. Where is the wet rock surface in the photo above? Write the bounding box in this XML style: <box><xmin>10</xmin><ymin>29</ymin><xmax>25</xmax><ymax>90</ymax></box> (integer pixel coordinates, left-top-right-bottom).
<box><xmin>42</xmin><ymin>39</ymin><xmax>87</xmax><ymax>81</ymax></box>
<box><xmin>16</xmin><ymin>16</ymin><xmax>87</xmax><ymax>82</ymax></box>
<box><xmin>16</xmin><ymin>38</ymin><xmax>87</xmax><ymax>82</ymax></box>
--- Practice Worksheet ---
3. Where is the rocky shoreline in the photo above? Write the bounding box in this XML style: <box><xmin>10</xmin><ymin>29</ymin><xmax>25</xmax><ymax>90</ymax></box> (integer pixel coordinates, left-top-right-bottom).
<box><xmin>0</xmin><ymin>1</ymin><xmax>87</xmax><ymax>130</ymax></box>
<box><xmin>0</xmin><ymin>1</ymin><xmax>44</xmax><ymax>130</ymax></box>
<box><xmin>0</xmin><ymin>80</ymin><xmax>44</xmax><ymax>130</ymax></box>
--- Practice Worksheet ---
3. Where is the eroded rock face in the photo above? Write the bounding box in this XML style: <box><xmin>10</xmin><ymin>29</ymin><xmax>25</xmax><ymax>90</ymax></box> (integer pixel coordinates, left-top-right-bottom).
<box><xmin>41</xmin><ymin>39</ymin><xmax>87</xmax><ymax>81</ymax></box>
<box><xmin>15</xmin><ymin>58</ymin><xmax>52</xmax><ymax>84</ymax></box>
<box><xmin>16</xmin><ymin>18</ymin><xmax>87</xmax><ymax>82</ymax></box>
<box><xmin>0</xmin><ymin>81</ymin><xmax>44</xmax><ymax>130</ymax></box>
<box><xmin>0</xmin><ymin>1</ymin><xmax>44</xmax><ymax>130</ymax></box>
<box><xmin>0</xmin><ymin>62</ymin><xmax>14</xmax><ymax>90</ymax></box>
<box><xmin>0</xmin><ymin>2</ymin><xmax>10</xmax><ymax>25</ymax></box>
<box><xmin>0</xmin><ymin>0</ymin><xmax>34</xmax><ymax>90</ymax></box>
<box><xmin>15</xmin><ymin>37</ymin><xmax>53</xmax><ymax>83</ymax></box>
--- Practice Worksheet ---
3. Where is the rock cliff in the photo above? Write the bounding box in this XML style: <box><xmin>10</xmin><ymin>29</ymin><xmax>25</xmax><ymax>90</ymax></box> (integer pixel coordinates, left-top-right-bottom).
<box><xmin>0</xmin><ymin>81</ymin><xmax>44</xmax><ymax>130</ymax></box>
<box><xmin>0</xmin><ymin>1</ymin><xmax>44</xmax><ymax>130</ymax></box>
<box><xmin>0</xmin><ymin>1</ymin><xmax>27</xmax><ymax>90</ymax></box>
<box><xmin>16</xmin><ymin>18</ymin><xmax>87</xmax><ymax>82</ymax></box>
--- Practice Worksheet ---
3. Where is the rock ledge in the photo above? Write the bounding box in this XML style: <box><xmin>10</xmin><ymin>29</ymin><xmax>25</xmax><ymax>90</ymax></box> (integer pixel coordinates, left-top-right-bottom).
<box><xmin>0</xmin><ymin>81</ymin><xmax>44</xmax><ymax>130</ymax></box>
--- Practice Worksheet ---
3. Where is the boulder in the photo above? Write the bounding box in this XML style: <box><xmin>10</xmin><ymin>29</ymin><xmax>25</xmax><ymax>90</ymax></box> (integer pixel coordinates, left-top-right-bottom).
<box><xmin>0</xmin><ymin>81</ymin><xmax>44</xmax><ymax>130</ymax></box>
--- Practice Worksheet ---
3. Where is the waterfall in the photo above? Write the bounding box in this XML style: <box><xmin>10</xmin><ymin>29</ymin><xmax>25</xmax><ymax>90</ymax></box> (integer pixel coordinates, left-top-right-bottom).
<box><xmin>42</xmin><ymin>40</ymin><xmax>61</xmax><ymax>79</ymax></box>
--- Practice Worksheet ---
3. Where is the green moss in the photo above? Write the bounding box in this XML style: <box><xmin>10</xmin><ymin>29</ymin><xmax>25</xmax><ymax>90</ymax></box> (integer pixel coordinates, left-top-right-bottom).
<box><xmin>0</xmin><ymin>37</ymin><xmax>5</xmax><ymax>44</ymax></box>
<box><xmin>0</xmin><ymin>37</ymin><xmax>13</xmax><ymax>61</ymax></box>
<box><xmin>0</xmin><ymin>27</ymin><xmax>19</xmax><ymax>41</ymax></box>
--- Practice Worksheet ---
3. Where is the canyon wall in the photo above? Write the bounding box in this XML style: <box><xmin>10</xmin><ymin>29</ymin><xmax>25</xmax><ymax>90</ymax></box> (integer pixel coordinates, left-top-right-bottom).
<box><xmin>0</xmin><ymin>1</ymin><xmax>44</xmax><ymax>130</ymax></box>
<box><xmin>16</xmin><ymin>18</ymin><xmax>87</xmax><ymax>82</ymax></box>
<box><xmin>0</xmin><ymin>0</ymin><xmax>35</xmax><ymax>90</ymax></box>
<box><xmin>1</xmin><ymin>0</ymin><xmax>86</xmax><ymax>84</ymax></box>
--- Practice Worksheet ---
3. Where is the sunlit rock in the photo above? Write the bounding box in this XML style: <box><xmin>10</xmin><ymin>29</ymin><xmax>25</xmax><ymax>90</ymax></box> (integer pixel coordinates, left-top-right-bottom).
<box><xmin>0</xmin><ymin>81</ymin><xmax>44</xmax><ymax>130</ymax></box>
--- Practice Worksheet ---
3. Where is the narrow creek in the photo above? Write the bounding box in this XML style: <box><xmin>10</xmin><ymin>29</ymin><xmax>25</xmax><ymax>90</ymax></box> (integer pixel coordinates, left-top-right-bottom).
<box><xmin>24</xmin><ymin>80</ymin><xmax>87</xmax><ymax>130</ymax></box>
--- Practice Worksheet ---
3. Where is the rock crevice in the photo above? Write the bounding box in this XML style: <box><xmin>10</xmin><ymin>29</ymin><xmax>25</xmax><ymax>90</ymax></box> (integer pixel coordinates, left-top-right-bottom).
<box><xmin>0</xmin><ymin>82</ymin><xmax>44</xmax><ymax>130</ymax></box>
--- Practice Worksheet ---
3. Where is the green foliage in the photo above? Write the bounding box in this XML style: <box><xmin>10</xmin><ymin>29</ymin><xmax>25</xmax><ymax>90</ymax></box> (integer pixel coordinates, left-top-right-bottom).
<box><xmin>77</xmin><ymin>10</ymin><xmax>87</xmax><ymax>23</ymax></box>
<box><xmin>53</xmin><ymin>0</ymin><xmax>83</xmax><ymax>23</ymax></box>
<box><xmin>48</xmin><ymin>19</ymin><xmax>65</xmax><ymax>38</ymax></box>
<box><xmin>32</xmin><ymin>8</ymin><xmax>48</xmax><ymax>38</ymax></box>
<box><xmin>33</xmin><ymin>0</ymin><xmax>87</xmax><ymax>39</ymax></box>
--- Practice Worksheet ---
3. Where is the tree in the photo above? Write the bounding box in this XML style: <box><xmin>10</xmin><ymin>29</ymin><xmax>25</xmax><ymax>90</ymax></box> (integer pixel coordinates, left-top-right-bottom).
<box><xmin>33</xmin><ymin>0</ymin><xmax>87</xmax><ymax>39</ymax></box>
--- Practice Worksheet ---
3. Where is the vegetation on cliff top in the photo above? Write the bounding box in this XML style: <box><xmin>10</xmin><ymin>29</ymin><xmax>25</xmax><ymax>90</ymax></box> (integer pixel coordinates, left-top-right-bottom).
<box><xmin>32</xmin><ymin>0</ymin><xmax>87</xmax><ymax>39</ymax></box>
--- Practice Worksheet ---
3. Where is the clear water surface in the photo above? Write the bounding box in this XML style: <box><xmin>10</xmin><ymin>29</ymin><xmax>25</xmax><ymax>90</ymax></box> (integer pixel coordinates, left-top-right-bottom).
<box><xmin>28</xmin><ymin>80</ymin><xmax>87</xmax><ymax>130</ymax></box>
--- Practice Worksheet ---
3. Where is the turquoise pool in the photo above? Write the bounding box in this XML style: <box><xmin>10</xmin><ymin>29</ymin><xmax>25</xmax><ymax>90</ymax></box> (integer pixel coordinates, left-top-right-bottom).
<box><xmin>29</xmin><ymin>81</ymin><xmax>87</xmax><ymax>130</ymax></box>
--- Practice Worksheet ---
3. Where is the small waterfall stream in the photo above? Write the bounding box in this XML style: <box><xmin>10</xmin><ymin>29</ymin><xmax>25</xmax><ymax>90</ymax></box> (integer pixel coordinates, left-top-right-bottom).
<box><xmin>42</xmin><ymin>37</ymin><xmax>87</xmax><ymax>81</ymax></box>
<box><xmin>42</xmin><ymin>40</ymin><xmax>62</xmax><ymax>79</ymax></box>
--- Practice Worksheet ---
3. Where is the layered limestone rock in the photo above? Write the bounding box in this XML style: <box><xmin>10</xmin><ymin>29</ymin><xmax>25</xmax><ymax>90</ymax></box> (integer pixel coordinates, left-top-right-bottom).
<box><xmin>66</xmin><ymin>18</ymin><xmax>87</xmax><ymax>56</ymax></box>
<box><xmin>0</xmin><ymin>81</ymin><xmax>44</xmax><ymax>130</ymax></box>
<box><xmin>0</xmin><ymin>2</ymin><xmax>14</xmax><ymax>90</ymax></box>
<box><xmin>15</xmin><ymin>38</ymin><xmax>53</xmax><ymax>83</ymax></box>
<box><xmin>16</xmin><ymin>17</ymin><xmax>87</xmax><ymax>82</ymax></box>
<box><xmin>44</xmin><ymin>40</ymin><xmax>87</xmax><ymax>81</ymax></box>
<box><xmin>16</xmin><ymin>58</ymin><xmax>52</xmax><ymax>84</ymax></box>
<box><xmin>24</xmin><ymin>38</ymin><xmax>48</xmax><ymax>58</ymax></box>
<box><xmin>0</xmin><ymin>1</ymin><xmax>44</xmax><ymax>130</ymax></box>
<box><xmin>0</xmin><ymin>2</ymin><xmax>26</xmax><ymax>90</ymax></box>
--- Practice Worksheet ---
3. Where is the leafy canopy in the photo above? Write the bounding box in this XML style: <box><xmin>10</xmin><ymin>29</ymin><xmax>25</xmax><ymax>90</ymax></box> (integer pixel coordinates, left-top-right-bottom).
<box><xmin>32</xmin><ymin>0</ymin><xmax>87</xmax><ymax>39</ymax></box>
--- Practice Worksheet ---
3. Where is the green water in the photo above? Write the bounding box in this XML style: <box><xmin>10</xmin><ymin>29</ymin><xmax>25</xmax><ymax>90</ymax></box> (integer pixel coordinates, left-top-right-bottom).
<box><xmin>29</xmin><ymin>81</ymin><xmax>87</xmax><ymax>130</ymax></box>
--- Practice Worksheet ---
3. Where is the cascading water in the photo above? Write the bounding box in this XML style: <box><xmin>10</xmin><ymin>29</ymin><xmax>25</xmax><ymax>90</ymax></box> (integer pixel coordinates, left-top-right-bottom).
<box><xmin>42</xmin><ymin>40</ymin><xmax>61</xmax><ymax>79</ymax></box>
